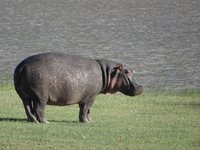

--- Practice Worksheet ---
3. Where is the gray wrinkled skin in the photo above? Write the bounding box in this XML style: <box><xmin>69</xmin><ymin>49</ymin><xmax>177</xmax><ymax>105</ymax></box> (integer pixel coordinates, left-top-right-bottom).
<box><xmin>14</xmin><ymin>52</ymin><xmax>142</xmax><ymax>123</ymax></box>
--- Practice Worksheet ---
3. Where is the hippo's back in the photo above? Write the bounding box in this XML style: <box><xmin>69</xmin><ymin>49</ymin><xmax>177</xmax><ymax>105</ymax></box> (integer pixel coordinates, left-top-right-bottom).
<box><xmin>14</xmin><ymin>53</ymin><xmax>103</xmax><ymax>105</ymax></box>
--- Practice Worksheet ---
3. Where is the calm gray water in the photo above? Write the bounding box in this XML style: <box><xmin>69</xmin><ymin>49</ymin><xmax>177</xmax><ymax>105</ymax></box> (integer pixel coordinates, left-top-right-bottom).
<box><xmin>0</xmin><ymin>0</ymin><xmax>200</xmax><ymax>91</ymax></box>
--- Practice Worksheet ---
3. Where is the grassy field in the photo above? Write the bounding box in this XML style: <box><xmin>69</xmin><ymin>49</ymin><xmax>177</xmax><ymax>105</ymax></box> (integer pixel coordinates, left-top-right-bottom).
<box><xmin>0</xmin><ymin>85</ymin><xmax>200</xmax><ymax>150</ymax></box>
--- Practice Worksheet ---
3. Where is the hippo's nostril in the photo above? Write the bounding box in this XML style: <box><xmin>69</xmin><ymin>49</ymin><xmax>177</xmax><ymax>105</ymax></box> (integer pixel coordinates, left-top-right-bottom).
<box><xmin>136</xmin><ymin>85</ymin><xmax>143</xmax><ymax>94</ymax></box>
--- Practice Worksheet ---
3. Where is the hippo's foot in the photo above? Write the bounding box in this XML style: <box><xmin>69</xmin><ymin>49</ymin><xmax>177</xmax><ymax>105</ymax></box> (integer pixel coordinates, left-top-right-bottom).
<box><xmin>27</xmin><ymin>116</ymin><xmax>39</xmax><ymax>124</ymax></box>
<box><xmin>27</xmin><ymin>119</ymin><xmax>49</xmax><ymax>124</ymax></box>
<box><xmin>79</xmin><ymin>116</ymin><xmax>90</xmax><ymax>123</ymax></box>
<box><xmin>39</xmin><ymin>119</ymin><xmax>49</xmax><ymax>124</ymax></box>
<box><xmin>44</xmin><ymin>119</ymin><xmax>50</xmax><ymax>124</ymax></box>
<box><xmin>27</xmin><ymin>119</ymin><xmax>39</xmax><ymax>124</ymax></box>
<box><xmin>35</xmin><ymin>117</ymin><xmax>49</xmax><ymax>123</ymax></box>
<box><xmin>27</xmin><ymin>117</ymin><xmax>49</xmax><ymax>124</ymax></box>
<box><xmin>79</xmin><ymin>116</ymin><xmax>93</xmax><ymax>123</ymax></box>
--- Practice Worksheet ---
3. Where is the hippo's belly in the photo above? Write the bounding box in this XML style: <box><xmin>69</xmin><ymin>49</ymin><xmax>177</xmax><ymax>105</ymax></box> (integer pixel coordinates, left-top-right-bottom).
<box><xmin>45</xmin><ymin>61</ymin><xmax>103</xmax><ymax>106</ymax></box>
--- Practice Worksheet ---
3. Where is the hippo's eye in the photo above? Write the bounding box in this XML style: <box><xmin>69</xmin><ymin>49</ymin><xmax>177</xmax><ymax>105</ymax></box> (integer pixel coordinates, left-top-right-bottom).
<box><xmin>124</xmin><ymin>69</ymin><xmax>134</xmax><ymax>75</ymax></box>
<box><xmin>124</xmin><ymin>69</ymin><xmax>131</xmax><ymax>74</ymax></box>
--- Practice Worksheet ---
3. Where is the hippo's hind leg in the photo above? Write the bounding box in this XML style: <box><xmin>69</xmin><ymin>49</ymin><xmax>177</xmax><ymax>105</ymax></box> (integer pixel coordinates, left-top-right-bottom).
<box><xmin>21</xmin><ymin>97</ymin><xmax>39</xmax><ymax>123</ymax></box>
<box><xmin>33</xmin><ymin>100</ymin><xmax>49</xmax><ymax>123</ymax></box>
<box><xmin>79</xmin><ymin>97</ymin><xmax>95</xmax><ymax>123</ymax></box>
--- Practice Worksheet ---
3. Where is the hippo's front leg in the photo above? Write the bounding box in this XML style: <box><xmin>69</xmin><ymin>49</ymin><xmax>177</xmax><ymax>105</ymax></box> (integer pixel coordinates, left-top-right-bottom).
<box><xmin>79</xmin><ymin>98</ymin><xmax>95</xmax><ymax>123</ymax></box>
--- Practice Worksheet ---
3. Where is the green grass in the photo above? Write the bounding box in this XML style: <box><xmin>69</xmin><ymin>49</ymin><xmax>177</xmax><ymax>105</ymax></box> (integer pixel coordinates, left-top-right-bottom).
<box><xmin>0</xmin><ymin>85</ymin><xmax>200</xmax><ymax>150</ymax></box>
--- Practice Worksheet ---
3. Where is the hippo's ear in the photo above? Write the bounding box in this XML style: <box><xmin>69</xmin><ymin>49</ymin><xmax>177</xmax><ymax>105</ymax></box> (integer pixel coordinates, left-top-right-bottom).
<box><xmin>114</xmin><ymin>64</ymin><xmax>123</xmax><ymax>71</ymax></box>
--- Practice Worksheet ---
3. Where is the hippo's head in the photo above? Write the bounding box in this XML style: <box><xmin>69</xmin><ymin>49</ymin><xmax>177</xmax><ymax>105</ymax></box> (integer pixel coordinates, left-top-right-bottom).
<box><xmin>108</xmin><ymin>64</ymin><xmax>143</xmax><ymax>96</ymax></box>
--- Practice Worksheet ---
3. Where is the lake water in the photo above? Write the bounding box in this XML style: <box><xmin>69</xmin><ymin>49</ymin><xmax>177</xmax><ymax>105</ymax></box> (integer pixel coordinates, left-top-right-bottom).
<box><xmin>0</xmin><ymin>0</ymin><xmax>199</xmax><ymax>91</ymax></box>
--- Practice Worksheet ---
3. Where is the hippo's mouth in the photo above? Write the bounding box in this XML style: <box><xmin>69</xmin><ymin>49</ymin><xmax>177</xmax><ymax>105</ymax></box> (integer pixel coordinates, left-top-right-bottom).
<box><xmin>133</xmin><ymin>85</ymin><xmax>143</xmax><ymax>95</ymax></box>
<box><xmin>128</xmin><ymin>78</ymin><xmax>143</xmax><ymax>96</ymax></box>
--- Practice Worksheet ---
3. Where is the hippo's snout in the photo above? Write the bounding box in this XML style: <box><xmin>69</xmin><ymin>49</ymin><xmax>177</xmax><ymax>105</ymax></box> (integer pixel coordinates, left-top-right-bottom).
<box><xmin>134</xmin><ymin>85</ymin><xmax>143</xmax><ymax>96</ymax></box>
<box><xmin>129</xmin><ymin>78</ymin><xmax>143</xmax><ymax>96</ymax></box>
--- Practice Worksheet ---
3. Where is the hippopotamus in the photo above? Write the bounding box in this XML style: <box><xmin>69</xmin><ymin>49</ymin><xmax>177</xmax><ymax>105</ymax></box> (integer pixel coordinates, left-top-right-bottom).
<box><xmin>14</xmin><ymin>52</ymin><xmax>143</xmax><ymax>123</ymax></box>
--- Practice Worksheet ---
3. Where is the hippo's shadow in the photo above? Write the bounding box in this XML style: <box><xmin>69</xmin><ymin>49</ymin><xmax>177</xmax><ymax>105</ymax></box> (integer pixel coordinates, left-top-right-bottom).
<box><xmin>0</xmin><ymin>118</ymin><xmax>27</xmax><ymax>122</ymax></box>
<box><xmin>48</xmin><ymin>120</ymin><xmax>79</xmax><ymax>123</ymax></box>
<box><xmin>0</xmin><ymin>117</ymin><xmax>79</xmax><ymax>123</ymax></box>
